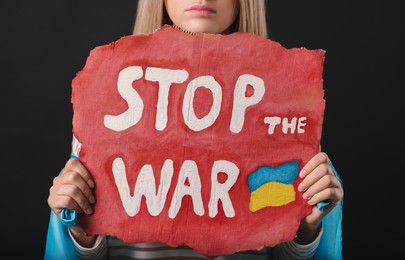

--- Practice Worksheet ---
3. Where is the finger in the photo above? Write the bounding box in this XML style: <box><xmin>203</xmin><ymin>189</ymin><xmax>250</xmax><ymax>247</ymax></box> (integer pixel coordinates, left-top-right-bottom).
<box><xmin>302</xmin><ymin>174</ymin><xmax>341</xmax><ymax>201</ymax></box>
<box><xmin>298</xmin><ymin>163</ymin><xmax>332</xmax><ymax>193</ymax></box>
<box><xmin>48</xmin><ymin>184</ymin><xmax>67</xmax><ymax>213</ymax></box>
<box><xmin>59</xmin><ymin>170</ymin><xmax>96</xmax><ymax>205</ymax></box>
<box><xmin>302</xmin><ymin>173</ymin><xmax>340</xmax><ymax>200</ymax></box>
<box><xmin>299</xmin><ymin>152</ymin><xmax>329</xmax><ymax>178</ymax></box>
<box><xmin>54</xmin><ymin>184</ymin><xmax>94</xmax><ymax>214</ymax></box>
<box><xmin>303</xmin><ymin>206</ymin><xmax>323</xmax><ymax>225</ymax></box>
<box><xmin>64</xmin><ymin>158</ymin><xmax>95</xmax><ymax>189</ymax></box>
<box><xmin>48</xmin><ymin>189</ymin><xmax>85</xmax><ymax>218</ymax></box>
<box><xmin>307</xmin><ymin>186</ymin><xmax>343</xmax><ymax>207</ymax></box>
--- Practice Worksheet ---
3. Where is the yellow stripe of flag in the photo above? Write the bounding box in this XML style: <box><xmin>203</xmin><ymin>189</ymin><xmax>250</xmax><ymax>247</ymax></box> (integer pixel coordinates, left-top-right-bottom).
<box><xmin>249</xmin><ymin>182</ymin><xmax>295</xmax><ymax>212</ymax></box>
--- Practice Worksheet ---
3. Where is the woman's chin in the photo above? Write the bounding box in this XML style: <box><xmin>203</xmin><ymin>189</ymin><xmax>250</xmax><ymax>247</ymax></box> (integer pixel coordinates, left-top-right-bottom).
<box><xmin>178</xmin><ymin>23</ymin><xmax>224</xmax><ymax>35</ymax></box>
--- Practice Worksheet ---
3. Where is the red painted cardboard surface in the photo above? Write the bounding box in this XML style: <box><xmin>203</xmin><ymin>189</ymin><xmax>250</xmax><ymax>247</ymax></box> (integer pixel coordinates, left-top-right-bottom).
<box><xmin>72</xmin><ymin>25</ymin><xmax>325</xmax><ymax>257</ymax></box>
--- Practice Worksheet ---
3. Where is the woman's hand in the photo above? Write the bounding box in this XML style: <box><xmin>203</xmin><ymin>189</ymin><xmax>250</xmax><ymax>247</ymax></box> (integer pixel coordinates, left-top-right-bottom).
<box><xmin>295</xmin><ymin>152</ymin><xmax>344</xmax><ymax>244</ymax></box>
<box><xmin>47</xmin><ymin>158</ymin><xmax>97</xmax><ymax>247</ymax></box>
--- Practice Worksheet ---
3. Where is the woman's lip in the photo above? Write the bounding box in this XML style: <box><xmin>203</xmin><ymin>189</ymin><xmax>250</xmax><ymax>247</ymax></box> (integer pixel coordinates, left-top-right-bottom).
<box><xmin>187</xmin><ymin>5</ymin><xmax>216</xmax><ymax>15</ymax></box>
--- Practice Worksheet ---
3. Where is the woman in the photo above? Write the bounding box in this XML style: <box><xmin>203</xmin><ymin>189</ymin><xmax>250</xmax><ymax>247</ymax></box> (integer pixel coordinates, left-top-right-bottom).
<box><xmin>46</xmin><ymin>1</ymin><xmax>343</xmax><ymax>259</ymax></box>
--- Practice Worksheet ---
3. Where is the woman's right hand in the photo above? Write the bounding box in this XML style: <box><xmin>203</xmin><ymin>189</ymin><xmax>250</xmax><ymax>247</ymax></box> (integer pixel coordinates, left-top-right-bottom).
<box><xmin>48</xmin><ymin>158</ymin><xmax>97</xmax><ymax>247</ymax></box>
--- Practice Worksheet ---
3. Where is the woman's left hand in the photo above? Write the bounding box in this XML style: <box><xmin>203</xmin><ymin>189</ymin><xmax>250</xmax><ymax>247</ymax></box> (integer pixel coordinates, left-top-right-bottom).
<box><xmin>295</xmin><ymin>152</ymin><xmax>344</xmax><ymax>244</ymax></box>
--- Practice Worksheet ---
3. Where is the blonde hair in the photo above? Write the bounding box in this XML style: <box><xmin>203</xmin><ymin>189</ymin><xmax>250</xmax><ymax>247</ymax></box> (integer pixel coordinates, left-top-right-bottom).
<box><xmin>132</xmin><ymin>0</ymin><xmax>268</xmax><ymax>38</ymax></box>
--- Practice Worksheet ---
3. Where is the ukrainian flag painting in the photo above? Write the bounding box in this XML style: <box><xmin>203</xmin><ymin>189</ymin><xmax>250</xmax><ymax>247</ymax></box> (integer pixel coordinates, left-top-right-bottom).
<box><xmin>248</xmin><ymin>161</ymin><xmax>299</xmax><ymax>212</ymax></box>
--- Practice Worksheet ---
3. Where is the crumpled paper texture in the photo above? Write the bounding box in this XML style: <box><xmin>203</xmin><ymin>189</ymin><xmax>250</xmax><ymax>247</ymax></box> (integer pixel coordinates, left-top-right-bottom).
<box><xmin>71</xmin><ymin>25</ymin><xmax>325</xmax><ymax>257</ymax></box>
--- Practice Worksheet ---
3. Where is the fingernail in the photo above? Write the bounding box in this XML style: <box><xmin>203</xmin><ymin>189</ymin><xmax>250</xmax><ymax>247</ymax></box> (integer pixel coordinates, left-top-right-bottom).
<box><xmin>303</xmin><ymin>191</ymin><xmax>310</xmax><ymax>200</ymax></box>
<box><xmin>299</xmin><ymin>169</ymin><xmax>307</xmax><ymax>178</ymax></box>
<box><xmin>308</xmin><ymin>199</ymin><xmax>314</xmax><ymax>205</ymax></box>
<box><xmin>298</xmin><ymin>183</ymin><xmax>306</xmax><ymax>192</ymax></box>
<box><xmin>89</xmin><ymin>195</ymin><xmax>96</xmax><ymax>204</ymax></box>
<box><xmin>86</xmin><ymin>208</ymin><xmax>93</xmax><ymax>214</ymax></box>
<box><xmin>88</xmin><ymin>180</ymin><xmax>95</xmax><ymax>189</ymax></box>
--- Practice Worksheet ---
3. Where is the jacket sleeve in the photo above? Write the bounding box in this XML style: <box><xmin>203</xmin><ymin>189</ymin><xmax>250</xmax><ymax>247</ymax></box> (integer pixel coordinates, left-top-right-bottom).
<box><xmin>313</xmin><ymin>159</ymin><xmax>343</xmax><ymax>260</ymax></box>
<box><xmin>44</xmin><ymin>135</ymin><xmax>81</xmax><ymax>260</ymax></box>
<box><xmin>44</xmin><ymin>211</ymin><xmax>77</xmax><ymax>260</ymax></box>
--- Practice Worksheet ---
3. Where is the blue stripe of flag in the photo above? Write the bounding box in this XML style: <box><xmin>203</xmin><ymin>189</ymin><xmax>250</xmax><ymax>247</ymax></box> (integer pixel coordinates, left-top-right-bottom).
<box><xmin>248</xmin><ymin>161</ymin><xmax>300</xmax><ymax>192</ymax></box>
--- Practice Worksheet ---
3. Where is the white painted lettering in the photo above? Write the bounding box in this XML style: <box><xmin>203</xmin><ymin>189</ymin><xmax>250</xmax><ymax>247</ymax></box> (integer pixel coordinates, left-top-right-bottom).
<box><xmin>168</xmin><ymin>160</ymin><xmax>204</xmax><ymax>218</ymax></box>
<box><xmin>104</xmin><ymin>66</ymin><xmax>144</xmax><ymax>131</ymax></box>
<box><xmin>297</xmin><ymin>117</ymin><xmax>307</xmax><ymax>133</ymax></box>
<box><xmin>230</xmin><ymin>74</ymin><xmax>265</xmax><ymax>133</ymax></box>
<box><xmin>145</xmin><ymin>67</ymin><xmax>188</xmax><ymax>131</ymax></box>
<box><xmin>282</xmin><ymin>117</ymin><xmax>297</xmax><ymax>134</ymax></box>
<box><xmin>112</xmin><ymin>158</ymin><xmax>174</xmax><ymax>216</ymax></box>
<box><xmin>208</xmin><ymin>160</ymin><xmax>239</xmax><ymax>218</ymax></box>
<box><xmin>182</xmin><ymin>76</ymin><xmax>222</xmax><ymax>131</ymax></box>
<box><xmin>264</xmin><ymin>116</ymin><xmax>281</xmax><ymax>134</ymax></box>
<box><xmin>264</xmin><ymin>116</ymin><xmax>307</xmax><ymax>135</ymax></box>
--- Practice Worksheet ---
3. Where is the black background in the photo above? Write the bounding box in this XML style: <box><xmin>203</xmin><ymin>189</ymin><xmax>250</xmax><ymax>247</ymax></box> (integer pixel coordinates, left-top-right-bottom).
<box><xmin>1</xmin><ymin>0</ymin><xmax>403</xmax><ymax>259</ymax></box>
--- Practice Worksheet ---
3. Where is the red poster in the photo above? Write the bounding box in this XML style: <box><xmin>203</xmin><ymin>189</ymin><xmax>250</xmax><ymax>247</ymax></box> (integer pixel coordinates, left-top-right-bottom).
<box><xmin>72</xmin><ymin>25</ymin><xmax>325</xmax><ymax>257</ymax></box>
